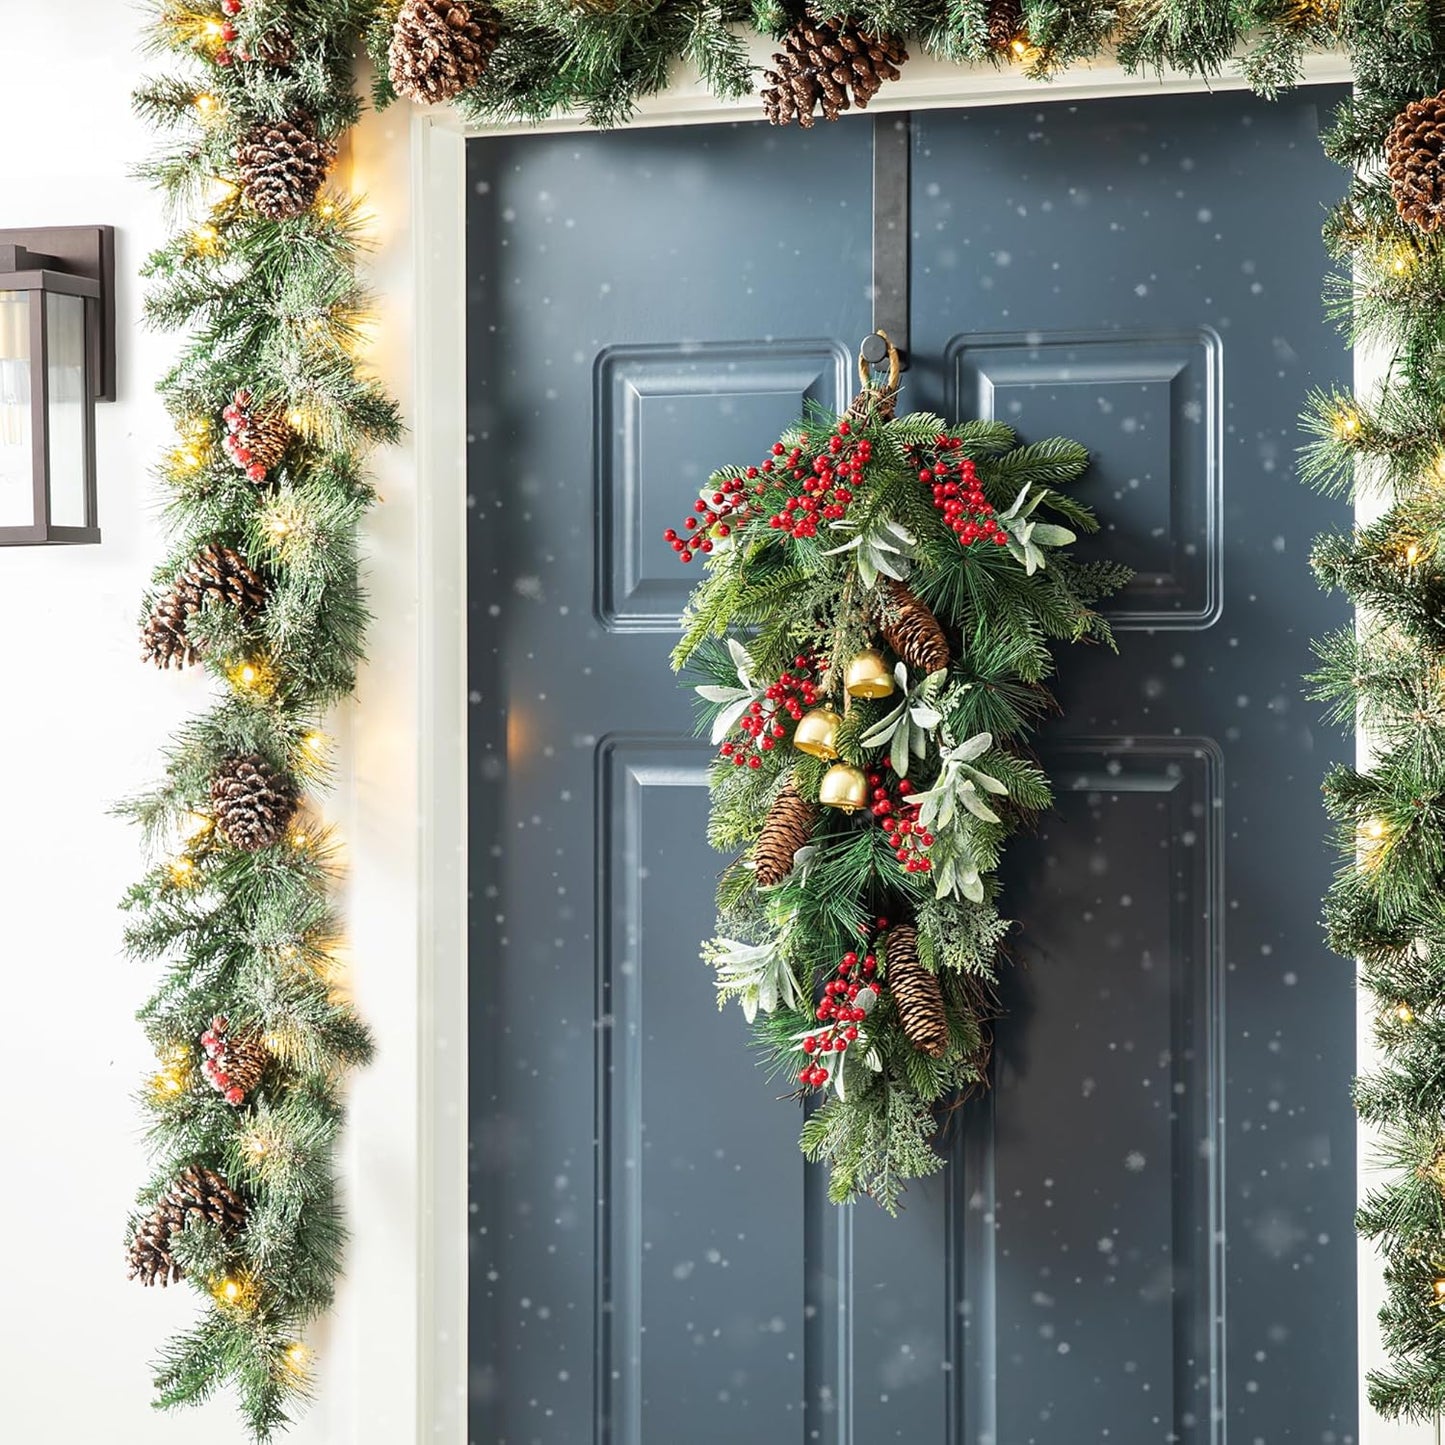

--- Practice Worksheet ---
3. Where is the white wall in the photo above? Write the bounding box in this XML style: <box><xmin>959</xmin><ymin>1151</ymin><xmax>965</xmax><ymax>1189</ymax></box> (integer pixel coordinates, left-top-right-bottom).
<box><xmin>0</xmin><ymin>6</ymin><xmax>428</xmax><ymax>1441</ymax></box>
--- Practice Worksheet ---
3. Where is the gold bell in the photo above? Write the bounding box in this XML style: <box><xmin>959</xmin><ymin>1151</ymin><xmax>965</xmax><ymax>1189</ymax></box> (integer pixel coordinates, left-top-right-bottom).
<box><xmin>793</xmin><ymin>706</ymin><xmax>843</xmax><ymax>760</ymax></box>
<box><xmin>844</xmin><ymin>648</ymin><xmax>895</xmax><ymax>699</ymax></box>
<box><xmin>818</xmin><ymin>762</ymin><xmax>869</xmax><ymax>813</ymax></box>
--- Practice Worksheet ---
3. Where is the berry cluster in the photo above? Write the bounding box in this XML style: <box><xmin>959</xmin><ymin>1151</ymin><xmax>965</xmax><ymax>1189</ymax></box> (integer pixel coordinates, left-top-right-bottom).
<box><xmin>212</xmin><ymin>0</ymin><xmax>275</xmax><ymax>66</ymax></box>
<box><xmin>762</xmin><ymin>423</ymin><xmax>869</xmax><ymax>540</ymax></box>
<box><xmin>868</xmin><ymin>767</ymin><xmax>935</xmax><ymax>873</ymax></box>
<box><xmin>798</xmin><ymin>948</ymin><xmax>879</xmax><ymax>1089</ymax></box>
<box><xmin>662</xmin><ymin>421</ymin><xmax>876</xmax><ymax>561</ymax></box>
<box><xmin>199</xmin><ymin>1015</ymin><xmax>251</xmax><ymax>1107</ymax></box>
<box><xmin>919</xmin><ymin>440</ymin><xmax>1008</xmax><ymax>548</ymax></box>
<box><xmin>221</xmin><ymin>394</ymin><xmax>271</xmax><ymax>483</ymax></box>
<box><xmin>664</xmin><ymin>473</ymin><xmax>752</xmax><ymax>564</ymax></box>
<box><xmin>719</xmin><ymin>657</ymin><xmax>822</xmax><ymax>768</ymax></box>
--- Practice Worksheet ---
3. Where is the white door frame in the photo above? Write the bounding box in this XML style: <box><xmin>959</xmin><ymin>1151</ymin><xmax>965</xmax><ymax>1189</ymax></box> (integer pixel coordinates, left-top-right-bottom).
<box><xmin>346</xmin><ymin>43</ymin><xmax>1420</xmax><ymax>1444</ymax></box>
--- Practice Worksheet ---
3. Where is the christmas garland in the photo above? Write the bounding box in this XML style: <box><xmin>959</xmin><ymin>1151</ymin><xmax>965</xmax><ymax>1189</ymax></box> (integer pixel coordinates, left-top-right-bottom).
<box><xmin>113</xmin><ymin>0</ymin><xmax>1445</xmax><ymax>1431</ymax></box>
<box><xmin>124</xmin><ymin>3</ymin><xmax>397</xmax><ymax>1439</ymax></box>
<box><xmin>362</xmin><ymin>1</ymin><xmax>1350</xmax><ymax>130</ymax></box>
<box><xmin>352</xmin><ymin>0</ymin><xmax>1445</xmax><ymax>1417</ymax></box>
<box><xmin>1304</xmin><ymin>37</ymin><xmax>1445</xmax><ymax>1421</ymax></box>
<box><xmin>667</xmin><ymin>346</ymin><xmax>1129</xmax><ymax>1209</ymax></box>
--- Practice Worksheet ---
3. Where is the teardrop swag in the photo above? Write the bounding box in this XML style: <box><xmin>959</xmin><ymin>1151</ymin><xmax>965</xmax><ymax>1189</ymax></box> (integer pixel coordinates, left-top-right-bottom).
<box><xmin>667</xmin><ymin>335</ymin><xmax>1130</xmax><ymax>1208</ymax></box>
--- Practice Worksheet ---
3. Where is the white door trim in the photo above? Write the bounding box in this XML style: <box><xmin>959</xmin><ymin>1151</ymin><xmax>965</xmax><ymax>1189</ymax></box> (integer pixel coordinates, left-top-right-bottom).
<box><xmin>348</xmin><ymin>47</ymin><xmax>1410</xmax><ymax>1444</ymax></box>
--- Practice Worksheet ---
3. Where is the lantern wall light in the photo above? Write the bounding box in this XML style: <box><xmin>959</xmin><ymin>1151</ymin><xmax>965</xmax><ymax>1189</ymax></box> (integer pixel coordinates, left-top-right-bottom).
<box><xmin>0</xmin><ymin>226</ymin><xmax>115</xmax><ymax>545</ymax></box>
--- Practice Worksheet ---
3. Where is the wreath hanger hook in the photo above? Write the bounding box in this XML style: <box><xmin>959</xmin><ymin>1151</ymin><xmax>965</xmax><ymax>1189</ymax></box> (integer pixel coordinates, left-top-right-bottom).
<box><xmin>858</xmin><ymin>329</ymin><xmax>902</xmax><ymax>397</ymax></box>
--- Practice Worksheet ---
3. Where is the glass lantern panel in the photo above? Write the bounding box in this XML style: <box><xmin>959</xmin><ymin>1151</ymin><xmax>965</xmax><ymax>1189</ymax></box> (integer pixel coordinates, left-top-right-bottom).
<box><xmin>45</xmin><ymin>292</ymin><xmax>88</xmax><ymax>528</ymax></box>
<box><xmin>0</xmin><ymin>290</ymin><xmax>34</xmax><ymax>528</ymax></box>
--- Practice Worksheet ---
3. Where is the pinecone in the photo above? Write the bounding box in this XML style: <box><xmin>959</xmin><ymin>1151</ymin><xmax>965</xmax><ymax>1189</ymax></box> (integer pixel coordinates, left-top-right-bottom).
<box><xmin>389</xmin><ymin>0</ymin><xmax>501</xmax><ymax>105</ymax></box>
<box><xmin>201</xmin><ymin>1015</ymin><xmax>269</xmax><ymax>1107</ymax></box>
<box><xmin>211</xmin><ymin>754</ymin><xmax>299</xmax><ymax>852</ymax></box>
<box><xmin>240</xmin><ymin>25</ymin><xmax>297</xmax><ymax>69</ymax></box>
<box><xmin>237</xmin><ymin>111</ymin><xmax>335</xmax><ymax>222</ymax></box>
<box><xmin>126</xmin><ymin>1165</ymin><xmax>247</xmax><ymax>1288</ymax></box>
<box><xmin>877</xmin><ymin>578</ymin><xmax>951</xmax><ymax>676</ymax></box>
<box><xmin>761</xmin><ymin>14</ymin><xmax>908</xmax><ymax>129</ymax></box>
<box><xmin>222</xmin><ymin>388</ymin><xmax>292</xmax><ymax>482</ymax></box>
<box><xmin>754</xmin><ymin>781</ymin><xmax>820</xmax><ymax>887</ymax></box>
<box><xmin>986</xmin><ymin>0</ymin><xmax>1023</xmax><ymax>51</ymax></box>
<box><xmin>140</xmin><ymin>543</ymin><xmax>267</xmax><ymax>670</ymax></box>
<box><xmin>1388</xmin><ymin>91</ymin><xmax>1445</xmax><ymax>232</ymax></box>
<box><xmin>884</xmin><ymin>924</ymin><xmax>949</xmax><ymax>1058</ymax></box>
<box><xmin>182</xmin><ymin>542</ymin><xmax>268</xmax><ymax>613</ymax></box>
<box><xmin>141</xmin><ymin>589</ymin><xmax>201</xmax><ymax>670</ymax></box>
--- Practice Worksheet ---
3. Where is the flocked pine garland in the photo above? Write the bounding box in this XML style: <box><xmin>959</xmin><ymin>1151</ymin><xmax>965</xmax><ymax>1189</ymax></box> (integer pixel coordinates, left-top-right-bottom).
<box><xmin>123</xmin><ymin>2</ymin><xmax>399</xmax><ymax>1439</ymax></box>
<box><xmin>117</xmin><ymin>0</ymin><xmax>1445</xmax><ymax>1431</ymax></box>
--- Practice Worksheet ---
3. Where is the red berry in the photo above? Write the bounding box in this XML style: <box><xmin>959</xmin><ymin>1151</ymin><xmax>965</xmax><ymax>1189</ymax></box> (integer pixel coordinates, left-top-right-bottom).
<box><xmin>222</xmin><ymin>0</ymin><xmax>241</xmax><ymax>10</ymax></box>
<box><xmin>747</xmin><ymin>756</ymin><xmax>761</xmax><ymax>769</ymax></box>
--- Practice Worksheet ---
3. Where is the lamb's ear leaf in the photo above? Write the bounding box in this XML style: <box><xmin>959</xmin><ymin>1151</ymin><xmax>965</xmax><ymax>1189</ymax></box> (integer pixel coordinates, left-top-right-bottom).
<box><xmin>952</xmin><ymin>732</ymin><xmax>993</xmax><ymax>762</ymax></box>
<box><xmin>710</xmin><ymin>697</ymin><xmax>752</xmax><ymax>746</ymax></box>
<box><xmin>960</xmin><ymin>786</ymin><xmax>1001</xmax><ymax>824</ymax></box>
<box><xmin>1001</xmin><ymin>483</ymin><xmax>1031</xmax><ymax>519</ymax></box>
<box><xmin>860</xmin><ymin>701</ymin><xmax>907</xmax><ymax>747</ymax></box>
<box><xmin>958</xmin><ymin>762</ymin><xmax>1009</xmax><ymax>795</ymax></box>
<box><xmin>891</xmin><ymin>723</ymin><xmax>912</xmax><ymax>778</ymax></box>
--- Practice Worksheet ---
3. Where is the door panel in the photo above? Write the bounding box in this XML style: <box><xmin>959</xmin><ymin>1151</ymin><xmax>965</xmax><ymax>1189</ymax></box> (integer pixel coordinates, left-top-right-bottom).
<box><xmin>908</xmin><ymin>92</ymin><xmax>1354</xmax><ymax>1445</ymax></box>
<box><xmin>468</xmin><ymin>87</ymin><xmax>1355</xmax><ymax>1445</ymax></box>
<box><xmin>467</xmin><ymin>122</ymin><xmax>872</xmax><ymax>1445</ymax></box>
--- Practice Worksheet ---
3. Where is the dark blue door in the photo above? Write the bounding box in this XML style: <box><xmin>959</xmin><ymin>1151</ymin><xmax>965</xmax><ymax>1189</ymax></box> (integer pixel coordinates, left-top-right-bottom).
<box><xmin>467</xmin><ymin>86</ymin><xmax>1355</xmax><ymax>1445</ymax></box>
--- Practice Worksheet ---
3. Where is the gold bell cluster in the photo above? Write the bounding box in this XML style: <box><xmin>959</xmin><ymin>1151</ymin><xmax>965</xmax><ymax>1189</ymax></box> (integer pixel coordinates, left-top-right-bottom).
<box><xmin>788</xmin><ymin>647</ymin><xmax>897</xmax><ymax>812</ymax></box>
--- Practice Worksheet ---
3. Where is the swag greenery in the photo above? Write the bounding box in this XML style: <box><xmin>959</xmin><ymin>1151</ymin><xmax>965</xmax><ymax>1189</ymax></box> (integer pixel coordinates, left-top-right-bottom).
<box><xmin>672</xmin><ymin>387</ymin><xmax>1128</xmax><ymax>1212</ymax></box>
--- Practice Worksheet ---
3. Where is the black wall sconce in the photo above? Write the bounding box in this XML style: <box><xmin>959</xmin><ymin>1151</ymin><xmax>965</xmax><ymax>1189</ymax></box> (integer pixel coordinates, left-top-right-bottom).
<box><xmin>0</xmin><ymin>226</ymin><xmax>115</xmax><ymax>545</ymax></box>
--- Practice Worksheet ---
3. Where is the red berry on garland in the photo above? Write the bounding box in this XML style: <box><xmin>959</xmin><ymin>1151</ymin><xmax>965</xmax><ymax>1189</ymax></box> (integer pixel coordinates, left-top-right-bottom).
<box><xmin>221</xmin><ymin>388</ymin><xmax>291</xmax><ymax>484</ymax></box>
<box><xmin>198</xmin><ymin>1015</ymin><xmax>268</xmax><ymax>1107</ymax></box>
